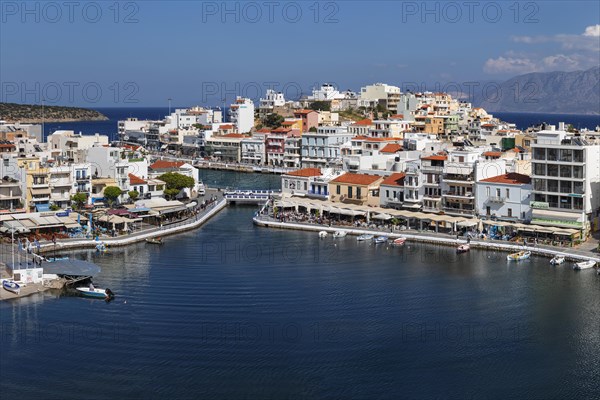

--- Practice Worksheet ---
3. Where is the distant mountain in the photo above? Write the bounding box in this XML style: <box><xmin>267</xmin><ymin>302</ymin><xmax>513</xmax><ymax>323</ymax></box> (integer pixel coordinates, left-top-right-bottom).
<box><xmin>0</xmin><ymin>102</ymin><xmax>108</xmax><ymax>123</ymax></box>
<box><xmin>472</xmin><ymin>67</ymin><xmax>600</xmax><ymax>115</ymax></box>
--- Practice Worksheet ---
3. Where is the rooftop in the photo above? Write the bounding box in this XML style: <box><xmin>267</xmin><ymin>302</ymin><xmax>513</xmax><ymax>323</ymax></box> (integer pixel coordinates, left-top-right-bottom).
<box><xmin>286</xmin><ymin>168</ymin><xmax>322</xmax><ymax>177</ymax></box>
<box><xmin>331</xmin><ymin>173</ymin><xmax>382</xmax><ymax>185</ymax></box>
<box><xmin>480</xmin><ymin>172</ymin><xmax>531</xmax><ymax>185</ymax></box>
<box><xmin>381</xmin><ymin>173</ymin><xmax>406</xmax><ymax>187</ymax></box>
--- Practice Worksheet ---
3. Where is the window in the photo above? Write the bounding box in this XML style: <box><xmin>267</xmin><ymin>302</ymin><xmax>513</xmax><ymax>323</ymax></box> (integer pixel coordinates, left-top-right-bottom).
<box><xmin>533</xmin><ymin>163</ymin><xmax>545</xmax><ymax>175</ymax></box>
<box><xmin>486</xmin><ymin>206</ymin><xmax>490</xmax><ymax>216</ymax></box>
<box><xmin>356</xmin><ymin>187</ymin><xmax>362</xmax><ymax>198</ymax></box>
<box><xmin>547</xmin><ymin>164</ymin><xmax>558</xmax><ymax>177</ymax></box>
<box><xmin>496</xmin><ymin>188</ymin><xmax>501</xmax><ymax>197</ymax></box>
<box><xmin>505</xmin><ymin>188</ymin><xmax>510</xmax><ymax>198</ymax></box>
<box><xmin>507</xmin><ymin>208</ymin><xmax>512</xmax><ymax>217</ymax></box>
<box><xmin>336</xmin><ymin>185</ymin><xmax>340</xmax><ymax>195</ymax></box>
<box><xmin>386</xmin><ymin>190</ymin><xmax>390</xmax><ymax>198</ymax></box>
<box><xmin>348</xmin><ymin>186</ymin><xmax>353</xmax><ymax>198</ymax></box>
<box><xmin>486</xmin><ymin>187</ymin><xmax>490</xmax><ymax>196</ymax></box>
<box><xmin>303</xmin><ymin>182</ymin><xmax>307</xmax><ymax>191</ymax></box>
<box><xmin>284</xmin><ymin>179</ymin><xmax>288</xmax><ymax>189</ymax></box>
<box><xmin>560</xmin><ymin>165</ymin><xmax>571</xmax><ymax>178</ymax></box>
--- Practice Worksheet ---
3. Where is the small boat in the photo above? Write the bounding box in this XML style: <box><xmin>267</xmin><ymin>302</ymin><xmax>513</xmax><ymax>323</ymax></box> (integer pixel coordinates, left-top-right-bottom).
<box><xmin>392</xmin><ymin>237</ymin><xmax>406</xmax><ymax>246</ymax></box>
<box><xmin>507</xmin><ymin>250</ymin><xmax>531</xmax><ymax>261</ymax></box>
<box><xmin>374</xmin><ymin>236</ymin><xmax>388</xmax><ymax>244</ymax></box>
<box><xmin>318</xmin><ymin>231</ymin><xmax>328</xmax><ymax>238</ymax></box>
<box><xmin>2</xmin><ymin>280</ymin><xmax>21</xmax><ymax>295</ymax></box>
<box><xmin>75</xmin><ymin>286</ymin><xmax>115</xmax><ymax>299</ymax></box>
<box><xmin>456</xmin><ymin>244</ymin><xmax>470</xmax><ymax>253</ymax></box>
<box><xmin>95</xmin><ymin>243</ymin><xmax>107</xmax><ymax>252</ymax></box>
<box><xmin>357</xmin><ymin>234</ymin><xmax>374</xmax><ymax>241</ymax></box>
<box><xmin>146</xmin><ymin>237</ymin><xmax>163</xmax><ymax>245</ymax></box>
<box><xmin>550</xmin><ymin>255</ymin><xmax>565</xmax><ymax>265</ymax></box>
<box><xmin>332</xmin><ymin>231</ymin><xmax>347</xmax><ymax>238</ymax></box>
<box><xmin>573</xmin><ymin>260</ymin><xmax>596</xmax><ymax>270</ymax></box>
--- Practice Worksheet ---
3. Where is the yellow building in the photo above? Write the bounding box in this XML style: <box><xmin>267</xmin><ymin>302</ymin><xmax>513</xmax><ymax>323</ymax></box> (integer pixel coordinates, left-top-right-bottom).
<box><xmin>17</xmin><ymin>157</ymin><xmax>51</xmax><ymax>212</ymax></box>
<box><xmin>424</xmin><ymin>116</ymin><xmax>444</xmax><ymax>135</ymax></box>
<box><xmin>329</xmin><ymin>173</ymin><xmax>383</xmax><ymax>207</ymax></box>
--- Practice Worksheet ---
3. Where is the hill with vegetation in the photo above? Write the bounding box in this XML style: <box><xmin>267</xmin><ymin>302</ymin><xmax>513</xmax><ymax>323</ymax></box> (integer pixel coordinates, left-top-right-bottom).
<box><xmin>0</xmin><ymin>102</ymin><xmax>108</xmax><ymax>123</ymax></box>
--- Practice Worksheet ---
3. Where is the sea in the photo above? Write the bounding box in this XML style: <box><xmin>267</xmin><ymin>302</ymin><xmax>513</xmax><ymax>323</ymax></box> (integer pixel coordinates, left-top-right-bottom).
<box><xmin>1</xmin><ymin>171</ymin><xmax>600</xmax><ymax>399</ymax></box>
<box><xmin>40</xmin><ymin>107</ymin><xmax>600</xmax><ymax>142</ymax></box>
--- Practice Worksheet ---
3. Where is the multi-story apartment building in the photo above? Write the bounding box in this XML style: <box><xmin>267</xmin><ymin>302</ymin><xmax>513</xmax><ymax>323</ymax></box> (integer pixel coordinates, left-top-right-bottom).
<box><xmin>241</xmin><ymin>134</ymin><xmax>267</xmax><ymax>165</ymax></box>
<box><xmin>403</xmin><ymin>160</ymin><xmax>424</xmax><ymax>210</ymax></box>
<box><xmin>205</xmin><ymin>134</ymin><xmax>245</xmax><ymax>163</ymax></box>
<box><xmin>441</xmin><ymin>150</ymin><xmax>479</xmax><ymax>217</ymax></box>
<box><xmin>266</xmin><ymin>128</ymin><xmax>290</xmax><ymax>167</ymax></box>
<box><xmin>301</xmin><ymin>126</ymin><xmax>352</xmax><ymax>168</ymax></box>
<box><xmin>379</xmin><ymin>173</ymin><xmax>405</xmax><ymax>209</ymax></box>
<box><xmin>49</xmin><ymin>165</ymin><xmax>74</xmax><ymax>209</ymax></box>
<box><xmin>358</xmin><ymin>83</ymin><xmax>401</xmax><ymax>110</ymax></box>
<box><xmin>421</xmin><ymin>154</ymin><xmax>446</xmax><ymax>212</ymax></box>
<box><xmin>47</xmin><ymin>131</ymin><xmax>108</xmax><ymax>163</ymax></box>
<box><xmin>259</xmin><ymin>90</ymin><xmax>286</xmax><ymax>119</ymax></box>
<box><xmin>283</xmin><ymin>135</ymin><xmax>302</xmax><ymax>169</ymax></box>
<box><xmin>531</xmin><ymin>129</ymin><xmax>600</xmax><ymax>234</ymax></box>
<box><xmin>229</xmin><ymin>97</ymin><xmax>255</xmax><ymax>134</ymax></box>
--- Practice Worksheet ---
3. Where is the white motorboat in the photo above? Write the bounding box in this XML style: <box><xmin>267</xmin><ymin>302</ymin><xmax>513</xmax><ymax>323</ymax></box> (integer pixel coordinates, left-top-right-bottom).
<box><xmin>332</xmin><ymin>231</ymin><xmax>347</xmax><ymax>238</ymax></box>
<box><xmin>75</xmin><ymin>286</ymin><xmax>115</xmax><ymax>299</ymax></box>
<box><xmin>318</xmin><ymin>231</ymin><xmax>328</xmax><ymax>238</ymax></box>
<box><xmin>374</xmin><ymin>236</ymin><xmax>388</xmax><ymax>244</ymax></box>
<box><xmin>573</xmin><ymin>260</ymin><xmax>596</xmax><ymax>270</ymax></box>
<box><xmin>507</xmin><ymin>251</ymin><xmax>531</xmax><ymax>261</ymax></box>
<box><xmin>2</xmin><ymin>280</ymin><xmax>20</xmax><ymax>295</ymax></box>
<box><xmin>357</xmin><ymin>234</ymin><xmax>374</xmax><ymax>241</ymax></box>
<box><xmin>456</xmin><ymin>244</ymin><xmax>470</xmax><ymax>253</ymax></box>
<box><xmin>549</xmin><ymin>255</ymin><xmax>565</xmax><ymax>265</ymax></box>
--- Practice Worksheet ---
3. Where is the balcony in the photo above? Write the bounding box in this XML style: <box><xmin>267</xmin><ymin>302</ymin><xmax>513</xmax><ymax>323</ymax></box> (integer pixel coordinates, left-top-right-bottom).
<box><xmin>443</xmin><ymin>206</ymin><xmax>475</xmax><ymax>216</ymax></box>
<box><xmin>443</xmin><ymin>190</ymin><xmax>474</xmax><ymax>199</ymax></box>
<box><xmin>421</xmin><ymin>165</ymin><xmax>444</xmax><ymax>173</ymax></box>
<box><xmin>307</xmin><ymin>190</ymin><xmax>328</xmax><ymax>199</ymax></box>
<box><xmin>443</xmin><ymin>175</ymin><xmax>474</xmax><ymax>185</ymax></box>
<box><xmin>423</xmin><ymin>193</ymin><xmax>442</xmax><ymax>200</ymax></box>
<box><xmin>487</xmin><ymin>196</ymin><xmax>506</xmax><ymax>203</ymax></box>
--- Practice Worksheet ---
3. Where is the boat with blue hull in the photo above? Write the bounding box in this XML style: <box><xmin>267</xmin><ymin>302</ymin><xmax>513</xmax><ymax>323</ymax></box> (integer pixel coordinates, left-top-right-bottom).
<box><xmin>2</xmin><ymin>280</ymin><xmax>21</xmax><ymax>295</ymax></box>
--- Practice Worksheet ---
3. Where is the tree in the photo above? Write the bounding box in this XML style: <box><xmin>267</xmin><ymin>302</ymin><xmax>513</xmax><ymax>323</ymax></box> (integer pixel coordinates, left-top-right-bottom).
<box><xmin>71</xmin><ymin>192</ymin><xmax>87</xmax><ymax>209</ymax></box>
<box><xmin>159</xmin><ymin>172</ymin><xmax>195</xmax><ymax>199</ymax></box>
<box><xmin>308</xmin><ymin>127</ymin><xmax>317</xmax><ymax>132</ymax></box>
<box><xmin>103</xmin><ymin>186</ymin><xmax>123</xmax><ymax>207</ymax></box>
<box><xmin>164</xmin><ymin>188</ymin><xmax>181</xmax><ymax>200</ymax></box>
<box><xmin>263</xmin><ymin>113</ymin><xmax>284</xmax><ymax>128</ymax></box>
<box><xmin>128</xmin><ymin>190</ymin><xmax>139</xmax><ymax>202</ymax></box>
<box><xmin>309</xmin><ymin>101</ymin><xmax>331</xmax><ymax>112</ymax></box>
<box><xmin>49</xmin><ymin>204</ymin><xmax>61</xmax><ymax>211</ymax></box>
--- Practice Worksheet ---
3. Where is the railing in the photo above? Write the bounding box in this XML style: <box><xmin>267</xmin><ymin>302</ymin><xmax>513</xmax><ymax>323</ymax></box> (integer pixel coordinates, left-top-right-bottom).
<box><xmin>488</xmin><ymin>196</ymin><xmax>506</xmax><ymax>203</ymax></box>
<box><xmin>443</xmin><ymin>190</ymin><xmax>474</xmax><ymax>198</ymax></box>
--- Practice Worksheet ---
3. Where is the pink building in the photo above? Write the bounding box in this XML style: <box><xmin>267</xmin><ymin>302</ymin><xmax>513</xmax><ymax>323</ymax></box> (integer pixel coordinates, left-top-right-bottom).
<box><xmin>293</xmin><ymin>109</ymin><xmax>318</xmax><ymax>132</ymax></box>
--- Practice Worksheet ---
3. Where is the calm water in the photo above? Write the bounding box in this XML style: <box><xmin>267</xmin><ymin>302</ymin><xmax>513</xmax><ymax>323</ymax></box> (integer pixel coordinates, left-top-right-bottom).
<box><xmin>1</xmin><ymin>171</ymin><xmax>600</xmax><ymax>399</ymax></box>
<box><xmin>41</xmin><ymin>108</ymin><xmax>600</xmax><ymax>142</ymax></box>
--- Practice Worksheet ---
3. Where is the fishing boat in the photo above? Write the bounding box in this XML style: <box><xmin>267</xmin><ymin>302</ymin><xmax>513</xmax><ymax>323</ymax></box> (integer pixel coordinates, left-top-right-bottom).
<box><xmin>456</xmin><ymin>244</ymin><xmax>470</xmax><ymax>253</ymax></box>
<box><xmin>507</xmin><ymin>250</ymin><xmax>531</xmax><ymax>261</ymax></box>
<box><xmin>374</xmin><ymin>236</ymin><xmax>388</xmax><ymax>244</ymax></box>
<box><xmin>2</xmin><ymin>280</ymin><xmax>20</xmax><ymax>295</ymax></box>
<box><xmin>357</xmin><ymin>234</ymin><xmax>374</xmax><ymax>241</ymax></box>
<box><xmin>332</xmin><ymin>231</ymin><xmax>347</xmax><ymax>238</ymax></box>
<box><xmin>549</xmin><ymin>255</ymin><xmax>565</xmax><ymax>265</ymax></box>
<box><xmin>146</xmin><ymin>237</ymin><xmax>163</xmax><ymax>245</ymax></box>
<box><xmin>318</xmin><ymin>231</ymin><xmax>328</xmax><ymax>238</ymax></box>
<box><xmin>573</xmin><ymin>260</ymin><xmax>596</xmax><ymax>270</ymax></box>
<box><xmin>392</xmin><ymin>237</ymin><xmax>406</xmax><ymax>246</ymax></box>
<box><xmin>75</xmin><ymin>286</ymin><xmax>115</xmax><ymax>299</ymax></box>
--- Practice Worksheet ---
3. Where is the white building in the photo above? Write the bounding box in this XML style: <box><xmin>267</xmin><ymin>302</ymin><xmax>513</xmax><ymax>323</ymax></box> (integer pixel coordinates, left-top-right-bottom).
<box><xmin>241</xmin><ymin>134</ymin><xmax>267</xmax><ymax>165</ymax></box>
<box><xmin>359</xmin><ymin>83</ymin><xmax>401</xmax><ymax>110</ymax></box>
<box><xmin>308</xmin><ymin>83</ymin><xmax>346</xmax><ymax>101</ymax></box>
<box><xmin>301</xmin><ymin>126</ymin><xmax>353</xmax><ymax>168</ymax></box>
<box><xmin>47</xmin><ymin>131</ymin><xmax>109</xmax><ymax>163</ymax></box>
<box><xmin>531</xmin><ymin>129</ymin><xmax>600</xmax><ymax>234</ymax></box>
<box><xmin>476</xmin><ymin>173</ymin><xmax>532</xmax><ymax>222</ymax></box>
<box><xmin>229</xmin><ymin>97</ymin><xmax>255</xmax><ymax>134</ymax></box>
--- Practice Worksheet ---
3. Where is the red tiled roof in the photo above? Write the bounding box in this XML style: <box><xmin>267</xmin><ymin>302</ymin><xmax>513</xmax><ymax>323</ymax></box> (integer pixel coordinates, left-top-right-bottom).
<box><xmin>380</xmin><ymin>143</ymin><xmax>403</xmax><ymax>153</ymax></box>
<box><xmin>221</xmin><ymin>133</ymin><xmax>246</xmax><ymax>138</ymax></box>
<box><xmin>150</xmin><ymin>160</ymin><xmax>185</xmax><ymax>170</ymax></box>
<box><xmin>286</xmin><ymin>168</ymin><xmax>322</xmax><ymax>177</ymax></box>
<box><xmin>480</xmin><ymin>173</ymin><xmax>531</xmax><ymax>185</ymax></box>
<box><xmin>389</xmin><ymin>114</ymin><xmax>404</xmax><ymax>119</ymax></box>
<box><xmin>421</xmin><ymin>155</ymin><xmax>447</xmax><ymax>161</ymax></box>
<box><xmin>256</xmin><ymin>128</ymin><xmax>271</xmax><ymax>133</ymax></box>
<box><xmin>219</xmin><ymin>124</ymin><xmax>234</xmax><ymax>130</ymax></box>
<box><xmin>483</xmin><ymin>151</ymin><xmax>502</xmax><ymax>158</ymax></box>
<box><xmin>352</xmin><ymin>119</ymin><xmax>373</xmax><ymax>126</ymax></box>
<box><xmin>272</xmin><ymin>127</ymin><xmax>292</xmax><ymax>133</ymax></box>
<box><xmin>511</xmin><ymin>147</ymin><xmax>521</xmax><ymax>153</ymax></box>
<box><xmin>282</xmin><ymin>121</ymin><xmax>297</xmax><ymax>125</ymax></box>
<box><xmin>331</xmin><ymin>173</ymin><xmax>382</xmax><ymax>185</ymax></box>
<box><xmin>381</xmin><ymin>173</ymin><xmax>406</xmax><ymax>187</ymax></box>
<box><xmin>352</xmin><ymin>135</ymin><xmax>369</xmax><ymax>141</ymax></box>
<box><xmin>128</xmin><ymin>173</ymin><xmax>146</xmax><ymax>185</ymax></box>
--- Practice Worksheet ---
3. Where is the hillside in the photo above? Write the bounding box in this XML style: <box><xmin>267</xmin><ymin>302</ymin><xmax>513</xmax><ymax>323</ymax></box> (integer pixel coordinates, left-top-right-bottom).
<box><xmin>472</xmin><ymin>67</ymin><xmax>600</xmax><ymax>115</ymax></box>
<box><xmin>0</xmin><ymin>102</ymin><xmax>108</xmax><ymax>123</ymax></box>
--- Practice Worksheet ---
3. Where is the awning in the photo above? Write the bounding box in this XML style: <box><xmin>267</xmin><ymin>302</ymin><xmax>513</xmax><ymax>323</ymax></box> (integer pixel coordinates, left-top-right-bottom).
<box><xmin>457</xmin><ymin>220</ymin><xmax>477</xmax><ymax>228</ymax></box>
<box><xmin>30</xmin><ymin>188</ymin><xmax>51</xmax><ymax>195</ymax></box>
<box><xmin>373</xmin><ymin>213</ymin><xmax>392</xmax><ymax>220</ymax></box>
<box><xmin>483</xmin><ymin>220</ymin><xmax>510</xmax><ymax>227</ymax></box>
<box><xmin>532</xmin><ymin>209</ymin><xmax>582</xmax><ymax>221</ymax></box>
<box><xmin>35</xmin><ymin>203</ymin><xmax>50</xmax><ymax>212</ymax></box>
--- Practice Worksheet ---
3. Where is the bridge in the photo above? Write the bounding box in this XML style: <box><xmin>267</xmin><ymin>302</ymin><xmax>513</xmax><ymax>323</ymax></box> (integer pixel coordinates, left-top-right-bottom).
<box><xmin>224</xmin><ymin>190</ymin><xmax>280</xmax><ymax>205</ymax></box>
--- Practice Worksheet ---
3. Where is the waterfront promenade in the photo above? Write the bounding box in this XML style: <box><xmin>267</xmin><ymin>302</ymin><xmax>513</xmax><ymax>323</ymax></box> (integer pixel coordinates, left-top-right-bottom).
<box><xmin>253</xmin><ymin>214</ymin><xmax>600</xmax><ymax>264</ymax></box>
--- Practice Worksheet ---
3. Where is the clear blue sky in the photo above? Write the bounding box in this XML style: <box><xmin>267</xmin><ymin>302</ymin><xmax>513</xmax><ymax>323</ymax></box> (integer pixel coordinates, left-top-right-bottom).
<box><xmin>1</xmin><ymin>1</ymin><xmax>598</xmax><ymax>107</ymax></box>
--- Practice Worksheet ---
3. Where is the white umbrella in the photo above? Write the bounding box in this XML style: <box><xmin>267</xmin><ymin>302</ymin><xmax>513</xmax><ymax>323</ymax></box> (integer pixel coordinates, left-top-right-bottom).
<box><xmin>373</xmin><ymin>213</ymin><xmax>392</xmax><ymax>220</ymax></box>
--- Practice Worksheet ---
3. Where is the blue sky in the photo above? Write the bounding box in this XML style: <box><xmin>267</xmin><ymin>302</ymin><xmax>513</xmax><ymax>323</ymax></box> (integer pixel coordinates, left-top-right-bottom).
<box><xmin>1</xmin><ymin>1</ymin><xmax>598</xmax><ymax>106</ymax></box>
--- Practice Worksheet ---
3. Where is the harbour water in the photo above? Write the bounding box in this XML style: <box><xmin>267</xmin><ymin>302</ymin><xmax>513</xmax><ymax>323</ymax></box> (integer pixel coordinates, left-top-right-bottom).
<box><xmin>1</xmin><ymin>172</ymin><xmax>600</xmax><ymax>399</ymax></box>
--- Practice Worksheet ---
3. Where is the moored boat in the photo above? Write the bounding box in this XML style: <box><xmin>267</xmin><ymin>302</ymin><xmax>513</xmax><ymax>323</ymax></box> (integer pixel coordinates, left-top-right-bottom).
<box><xmin>2</xmin><ymin>280</ymin><xmax>21</xmax><ymax>295</ymax></box>
<box><xmin>456</xmin><ymin>244</ymin><xmax>470</xmax><ymax>253</ymax></box>
<box><xmin>318</xmin><ymin>231</ymin><xmax>328</xmax><ymax>238</ymax></box>
<box><xmin>550</xmin><ymin>255</ymin><xmax>565</xmax><ymax>265</ymax></box>
<box><xmin>507</xmin><ymin>251</ymin><xmax>531</xmax><ymax>261</ymax></box>
<box><xmin>95</xmin><ymin>243</ymin><xmax>107</xmax><ymax>252</ymax></box>
<box><xmin>146</xmin><ymin>237</ymin><xmax>163</xmax><ymax>245</ymax></box>
<box><xmin>357</xmin><ymin>234</ymin><xmax>374</xmax><ymax>241</ymax></box>
<box><xmin>332</xmin><ymin>231</ymin><xmax>347</xmax><ymax>238</ymax></box>
<box><xmin>374</xmin><ymin>236</ymin><xmax>388</xmax><ymax>244</ymax></box>
<box><xmin>75</xmin><ymin>286</ymin><xmax>115</xmax><ymax>299</ymax></box>
<box><xmin>573</xmin><ymin>260</ymin><xmax>596</xmax><ymax>270</ymax></box>
<box><xmin>392</xmin><ymin>237</ymin><xmax>406</xmax><ymax>246</ymax></box>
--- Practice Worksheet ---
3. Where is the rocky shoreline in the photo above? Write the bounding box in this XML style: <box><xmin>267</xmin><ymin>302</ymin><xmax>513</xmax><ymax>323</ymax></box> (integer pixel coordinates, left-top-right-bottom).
<box><xmin>0</xmin><ymin>102</ymin><xmax>108</xmax><ymax>123</ymax></box>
